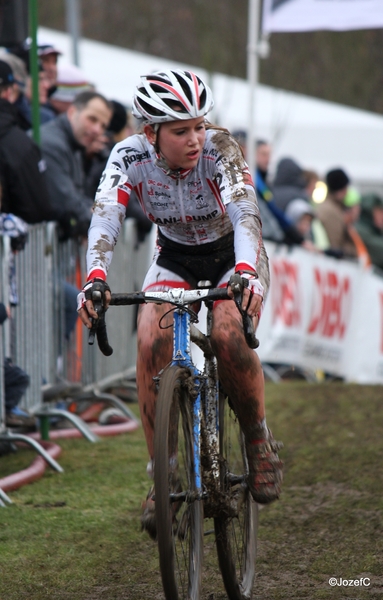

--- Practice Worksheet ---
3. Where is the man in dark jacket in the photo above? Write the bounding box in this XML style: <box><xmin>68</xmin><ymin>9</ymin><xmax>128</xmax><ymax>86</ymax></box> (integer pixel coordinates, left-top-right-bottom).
<box><xmin>0</xmin><ymin>60</ymin><xmax>53</xmax><ymax>224</ymax></box>
<box><xmin>40</xmin><ymin>90</ymin><xmax>112</xmax><ymax>239</ymax></box>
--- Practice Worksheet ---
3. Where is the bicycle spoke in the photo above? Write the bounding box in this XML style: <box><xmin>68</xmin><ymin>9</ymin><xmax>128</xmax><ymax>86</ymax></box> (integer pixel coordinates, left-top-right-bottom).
<box><xmin>214</xmin><ymin>394</ymin><xmax>258</xmax><ymax>600</ymax></box>
<box><xmin>154</xmin><ymin>366</ymin><xmax>204</xmax><ymax>600</ymax></box>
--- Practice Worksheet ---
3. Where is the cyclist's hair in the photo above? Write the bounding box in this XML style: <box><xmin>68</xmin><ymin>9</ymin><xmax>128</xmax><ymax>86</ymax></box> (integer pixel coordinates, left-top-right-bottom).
<box><xmin>205</xmin><ymin>122</ymin><xmax>230</xmax><ymax>135</ymax></box>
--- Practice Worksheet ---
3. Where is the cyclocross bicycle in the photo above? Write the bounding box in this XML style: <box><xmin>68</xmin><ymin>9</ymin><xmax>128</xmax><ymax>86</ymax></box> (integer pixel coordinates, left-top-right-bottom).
<box><xmin>91</xmin><ymin>274</ymin><xmax>259</xmax><ymax>600</ymax></box>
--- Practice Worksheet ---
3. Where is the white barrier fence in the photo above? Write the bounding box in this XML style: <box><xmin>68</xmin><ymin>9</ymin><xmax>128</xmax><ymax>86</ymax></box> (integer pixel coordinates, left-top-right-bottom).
<box><xmin>258</xmin><ymin>242</ymin><xmax>383</xmax><ymax>383</ymax></box>
<box><xmin>0</xmin><ymin>220</ymin><xmax>153</xmax><ymax>424</ymax></box>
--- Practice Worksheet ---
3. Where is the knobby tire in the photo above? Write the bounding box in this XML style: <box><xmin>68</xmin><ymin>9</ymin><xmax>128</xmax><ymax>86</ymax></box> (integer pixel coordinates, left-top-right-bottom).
<box><xmin>214</xmin><ymin>393</ymin><xmax>258</xmax><ymax>600</ymax></box>
<box><xmin>154</xmin><ymin>365</ymin><xmax>204</xmax><ymax>600</ymax></box>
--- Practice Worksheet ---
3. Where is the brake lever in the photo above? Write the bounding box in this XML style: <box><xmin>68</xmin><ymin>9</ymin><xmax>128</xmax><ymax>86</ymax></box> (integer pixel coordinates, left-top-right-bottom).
<box><xmin>229</xmin><ymin>274</ymin><xmax>259</xmax><ymax>350</ymax></box>
<box><xmin>88</xmin><ymin>290</ymin><xmax>102</xmax><ymax>346</ymax></box>
<box><xmin>88</xmin><ymin>288</ymin><xmax>113</xmax><ymax>355</ymax></box>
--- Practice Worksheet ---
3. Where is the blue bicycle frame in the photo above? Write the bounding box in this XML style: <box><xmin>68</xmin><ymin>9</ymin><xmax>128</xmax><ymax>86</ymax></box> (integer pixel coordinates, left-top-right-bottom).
<box><xmin>170</xmin><ymin>301</ymin><xmax>220</xmax><ymax>498</ymax></box>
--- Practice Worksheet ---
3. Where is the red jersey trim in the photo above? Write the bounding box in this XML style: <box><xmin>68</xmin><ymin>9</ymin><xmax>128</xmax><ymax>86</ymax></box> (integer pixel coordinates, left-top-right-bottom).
<box><xmin>206</xmin><ymin>178</ymin><xmax>225</xmax><ymax>213</ymax></box>
<box><xmin>236</xmin><ymin>261</ymin><xmax>257</xmax><ymax>273</ymax></box>
<box><xmin>87</xmin><ymin>269</ymin><xmax>107</xmax><ymax>281</ymax></box>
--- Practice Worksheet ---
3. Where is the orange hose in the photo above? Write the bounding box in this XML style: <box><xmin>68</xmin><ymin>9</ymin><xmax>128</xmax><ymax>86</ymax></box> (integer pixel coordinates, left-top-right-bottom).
<box><xmin>0</xmin><ymin>441</ymin><xmax>62</xmax><ymax>492</ymax></box>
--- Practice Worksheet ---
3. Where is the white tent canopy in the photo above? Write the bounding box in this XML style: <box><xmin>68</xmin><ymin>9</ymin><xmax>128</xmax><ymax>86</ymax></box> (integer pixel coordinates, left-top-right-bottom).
<box><xmin>40</xmin><ymin>27</ymin><xmax>383</xmax><ymax>187</ymax></box>
<box><xmin>262</xmin><ymin>0</ymin><xmax>383</xmax><ymax>33</ymax></box>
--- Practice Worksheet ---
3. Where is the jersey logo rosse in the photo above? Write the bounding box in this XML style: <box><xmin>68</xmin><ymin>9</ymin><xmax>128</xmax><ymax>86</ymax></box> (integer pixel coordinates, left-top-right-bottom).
<box><xmin>117</xmin><ymin>146</ymin><xmax>151</xmax><ymax>168</ymax></box>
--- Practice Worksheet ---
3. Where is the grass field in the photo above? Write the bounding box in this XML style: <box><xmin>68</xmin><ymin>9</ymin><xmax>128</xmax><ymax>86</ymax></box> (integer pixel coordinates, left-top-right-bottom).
<box><xmin>1</xmin><ymin>382</ymin><xmax>383</xmax><ymax>600</ymax></box>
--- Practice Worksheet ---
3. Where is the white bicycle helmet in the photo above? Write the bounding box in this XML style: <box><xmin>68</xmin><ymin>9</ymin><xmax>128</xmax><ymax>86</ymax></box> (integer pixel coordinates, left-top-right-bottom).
<box><xmin>132</xmin><ymin>69</ymin><xmax>214</xmax><ymax>124</ymax></box>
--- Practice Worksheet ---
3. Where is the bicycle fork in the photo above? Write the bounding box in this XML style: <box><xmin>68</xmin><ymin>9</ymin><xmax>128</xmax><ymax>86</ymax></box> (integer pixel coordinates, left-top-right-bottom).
<box><xmin>171</xmin><ymin>308</ymin><xmax>221</xmax><ymax>501</ymax></box>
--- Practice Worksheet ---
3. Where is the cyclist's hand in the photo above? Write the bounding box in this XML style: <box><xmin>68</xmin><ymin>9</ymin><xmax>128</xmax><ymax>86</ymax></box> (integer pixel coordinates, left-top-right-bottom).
<box><xmin>228</xmin><ymin>272</ymin><xmax>264</xmax><ymax>318</ymax></box>
<box><xmin>77</xmin><ymin>279</ymin><xmax>111</xmax><ymax>329</ymax></box>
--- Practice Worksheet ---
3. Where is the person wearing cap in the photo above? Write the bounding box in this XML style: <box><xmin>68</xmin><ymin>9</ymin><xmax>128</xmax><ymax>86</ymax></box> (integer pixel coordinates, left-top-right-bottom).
<box><xmin>36</xmin><ymin>36</ymin><xmax>62</xmax><ymax>91</ymax></box>
<box><xmin>284</xmin><ymin>197</ymin><xmax>351</xmax><ymax>259</ymax></box>
<box><xmin>355</xmin><ymin>193</ymin><xmax>383</xmax><ymax>270</ymax></box>
<box><xmin>0</xmin><ymin>59</ymin><xmax>53</xmax><ymax>223</ymax></box>
<box><xmin>0</xmin><ymin>51</ymin><xmax>30</xmax><ymax>129</ymax></box>
<box><xmin>272</xmin><ymin>157</ymin><xmax>310</xmax><ymax>212</ymax></box>
<box><xmin>49</xmin><ymin>63</ymin><xmax>94</xmax><ymax>115</ymax></box>
<box><xmin>0</xmin><ymin>49</ymin><xmax>56</xmax><ymax>129</ymax></box>
<box><xmin>285</xmin><ymin>198</ymin><xmax>317</xmax><ymax>240</ymax></box>
<box><xmin>316</xmin><ymin>167</ymin><xmax>358</xmax><ymax>259</ymax></box>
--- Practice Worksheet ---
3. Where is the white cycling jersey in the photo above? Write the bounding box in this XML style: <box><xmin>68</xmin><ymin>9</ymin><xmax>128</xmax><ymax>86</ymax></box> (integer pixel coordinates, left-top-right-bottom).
<box><xmin>86</xmin><ymin>127</ymin><xmax>268</xmax><ymax>290</ymax></box>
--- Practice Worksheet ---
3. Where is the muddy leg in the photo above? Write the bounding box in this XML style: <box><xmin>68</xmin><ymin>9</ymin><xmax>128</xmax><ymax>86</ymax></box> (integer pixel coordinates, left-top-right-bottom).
<box><xmin>210</xmin><ymin>300</ymin><xmax>265</xmax><ymax>437</ymax></box>
<box><xmin>136</xmin><ymin>302</ymin><xmax>173</xmax><ymax>459</ymax></box>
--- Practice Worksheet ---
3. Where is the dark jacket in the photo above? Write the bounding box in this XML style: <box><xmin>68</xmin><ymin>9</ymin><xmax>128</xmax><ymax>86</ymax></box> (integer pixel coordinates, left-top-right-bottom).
<box><xmin>40</xmin><ymin>114</ymin><xmax>94</xmax><ymax>238</ymax></box>
<box><xmin>0</xmin><ymin>99</ymin><xmax>53</xmax><ymax>224</ymax></box>
<box><xmin>355</xmin><ymin>194</ymin><xmax>383</xmax><ymax>270</ymax></box>
<box><xmin>272</xmin><ymin>158</ymin><xmax>309</xmax><ymax>212</ymax></box>
<box><xmin>13</xmin><ymin>93</ymin><xmax>56</xmax><ymax>132</ymax></box>
<box><xmin>256</xmin><ymin>167</ymin><xmax>304</xmax><ymax>245</ymax></box>
<box><xmin>0</xmin><ymin>302</ymin><xmax>7</xmax><ymax>325</ymax></box>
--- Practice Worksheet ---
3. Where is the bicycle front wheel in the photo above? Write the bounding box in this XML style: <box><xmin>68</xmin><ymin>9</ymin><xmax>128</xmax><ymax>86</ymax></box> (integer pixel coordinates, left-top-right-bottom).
<box><xmin>214</xmin><ymin>393</ymin><xmax>258</xmax><ymax>600</ymax></box>
<box><xmin>154</xmin><ymin>365</ymin><xmax>204</xmax><ymax>600</ymax></box>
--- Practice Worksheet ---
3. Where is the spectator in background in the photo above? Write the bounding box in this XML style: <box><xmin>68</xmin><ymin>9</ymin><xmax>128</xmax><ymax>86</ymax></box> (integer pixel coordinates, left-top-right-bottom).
<box><xmin>40</xmin><ymin>90</ymin><xmax>112</xmax><ymax>240</ymax></box>
<box><xmin>0</xmin><ymin>50</ymin><xmax>56</xmax><ymax>128</ymax></box>
<box><xmin>272</xmin><ymin>157</ymin><xmax>310</xmax><ymax>212</ymax></box>
<box><xmin>233</xmin><ymin>131</ymin><xmax>318</xmax><ymax>250</ymax></box>
<box><xmin>0</xmin><ymin>51</ymin><xmax>31</xmax><ymax>130</ymax></box>
<box><xmin>40</xmin><ymin>90</ymin><xmax>111</xmax><ymax>340</ymax></box>
<box><xmin>84</xmin><ymin>99</ymin><xmax>130</xmax><ymax>198</ymax></box>
<box><xmin>255</xmin><ymin>139</ymin><xmax>272</xmax><ymax>199</ymax></box>
<box><xmin>36</xmin><ymin>36</ymin><xmax>62</xmax><ymax>93</ymax></box>
<box><xmin>285</xmin><ymin>198</ymin><xmax>317</xmax><ymax>241</ymax></box>
<box><xmin>24</xmin><ymin>66</ymin><xmax>56</xmax><ymax>125</ymax></box>
<box><xmin>10</xmin><ymin>35</ymin><xmax>62</xmax><ymax>91</ymax></box>
<box><xmin>4</xmin><ymin>36</ymin><xmax>61</xmax><ymax>127</ymax></box>
<box><xmin>355</xmin><ymin>193</ymin><xmax>383</xmax><ymax>271</ymax></box>
<box><xmin>0</xmin><ymin>59</ymin><xmax>53</xmax><ymax>223</ymax></box>
<box><xmin>49</xmin><ymin>63</ymin><xmax>94</xmax><ymax>115</ymax></box>
<box><xmin>316</xmin><ymin>168</ymin><xmax>358</xmax><ymax>259</ymax></box>
<box><xmin>302</xmin><ymin>169</ymin><xmax>320</xmax><ymax>201</ymax></box>
<box><xmin>284</xmin><ymin>198</ymin><xmax>347</xmax><ymax>259</ymax></box>
<box><xmin>84</xmin><ymin>99</ymin><xmax>153</xmax><ymax>244</ymax></box>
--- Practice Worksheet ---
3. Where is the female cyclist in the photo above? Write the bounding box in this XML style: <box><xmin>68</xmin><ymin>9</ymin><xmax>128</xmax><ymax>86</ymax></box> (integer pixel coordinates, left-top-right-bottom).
<box><xmin>77</xmin><ymin>69</ymin><xmax>283</xmax><ymax>537</ymax></box>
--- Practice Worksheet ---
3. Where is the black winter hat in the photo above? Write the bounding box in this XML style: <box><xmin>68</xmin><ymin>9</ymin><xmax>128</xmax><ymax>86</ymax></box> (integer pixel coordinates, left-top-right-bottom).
<box><xmin>326</xmin><ymin>168</ymin><xmax>350</xmax><ymax>192</ymax></box>
<box><xmin>0</xmin><ymin>59</ymin><xmax>14</xmax><ymax>86</ymax></box>
<box><xmin>108</xmin><ymin>100</ymin><xmax>128</xmax><ymax>134</ymax></box>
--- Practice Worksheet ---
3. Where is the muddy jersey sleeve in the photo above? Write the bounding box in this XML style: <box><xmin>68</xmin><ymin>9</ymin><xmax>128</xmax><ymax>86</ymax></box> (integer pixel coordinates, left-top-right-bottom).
<box><xmin>86</xmin><ymin>145</ymin><xmax>133</xmax><ymax>280</ymax></box>
<box><xmin>207</xmin><ymin>130</ymin><xmax>264</xmax><ymax>275</ymax></box>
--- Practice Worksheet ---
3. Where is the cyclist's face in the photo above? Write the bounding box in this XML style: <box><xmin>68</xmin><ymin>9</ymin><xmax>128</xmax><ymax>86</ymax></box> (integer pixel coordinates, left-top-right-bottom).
<box><xmin>153</xmin><ymin>117</ymin><xmax>206</xmax><ymax>170</ymax></box>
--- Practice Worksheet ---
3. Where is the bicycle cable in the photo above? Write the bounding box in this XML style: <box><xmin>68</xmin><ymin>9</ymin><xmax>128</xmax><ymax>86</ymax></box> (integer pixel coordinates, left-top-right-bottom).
<box><xmin>158</xmin><ymin>304</ymin><xmax>199</xmax><ymax>330</ymax></box>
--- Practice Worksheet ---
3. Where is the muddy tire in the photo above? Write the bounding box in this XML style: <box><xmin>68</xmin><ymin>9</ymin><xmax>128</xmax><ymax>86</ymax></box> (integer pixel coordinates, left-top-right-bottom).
<box><xmin>154</xmin><ymin>366</ymin><xmax>204</xmax><ymax>600</ymax></box>
<box><xmin>214</xmin><ymin>393</ymin><xmax>258</xmax><ymax>600</ymax></box>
